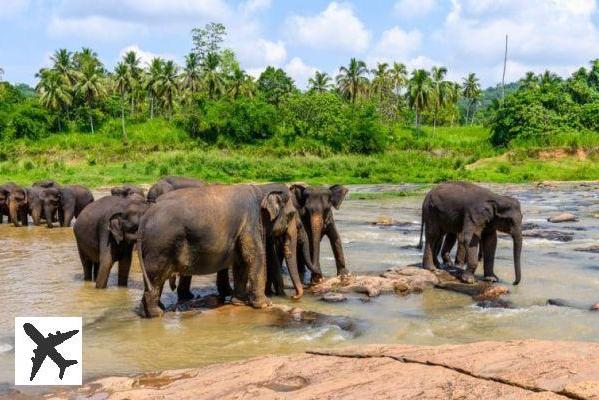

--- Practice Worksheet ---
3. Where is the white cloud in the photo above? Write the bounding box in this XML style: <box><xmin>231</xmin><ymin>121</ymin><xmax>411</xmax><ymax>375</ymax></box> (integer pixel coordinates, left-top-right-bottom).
<box><xmin>0</xmin><ymin>0</ymin><xmax>29</xmax><ymax>19</ymax></box>
<box><xmin>47</xmin><ymin>16</ymin><xmax>147</xmax><ymax>40</ymax></box>
<box><xmin>239</xmin><ymin>0</ymin><xmax>272</xmax><ymax>14</ymax></box>
<box><xmin>369</xmin><ymin>26</ymin><xmax>422</xmax><ymax>63</ymax></box>
<box><xmin>284</xmin><ymin>57</ymin><xmax>318</xmax><ymax>90</ymax></box>
<box><xmin>235</xmin><ymin>39</ymin><xmax>287</xmax><ymax>68</ymax></box>
<box><xmin>118</xmin><ymin>45</ymin><xmax>177</xmax><ymax>67</ymax></box>
<box><xmin>286</xmin><ymin>2</ymin><xmax>371</xmax><ymax>52</ymax></box>
<box><xmin>394</xmin><ymin>0</ymin><xmax>436</xmax><ymax>18</ymax></box>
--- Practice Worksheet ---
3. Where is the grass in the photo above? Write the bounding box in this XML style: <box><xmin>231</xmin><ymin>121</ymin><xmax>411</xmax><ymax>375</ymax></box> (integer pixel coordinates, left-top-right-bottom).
<box><xmin>1</xmin><ymin>119</ymin><xmax>599</xmax><ymax>187</ymax></box>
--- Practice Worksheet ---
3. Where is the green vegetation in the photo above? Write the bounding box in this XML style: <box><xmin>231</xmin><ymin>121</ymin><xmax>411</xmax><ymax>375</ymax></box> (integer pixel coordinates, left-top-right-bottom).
<box><xmin>1</xmin><ymin>22</ymin><xmax>599</xmax><ymax>188</ymax></box>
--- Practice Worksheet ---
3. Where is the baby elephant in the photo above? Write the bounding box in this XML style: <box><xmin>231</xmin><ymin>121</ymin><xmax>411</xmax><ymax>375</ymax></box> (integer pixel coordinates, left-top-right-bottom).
<box><xmin>38</xmin><ymin>185</ymin><xmax>94</xmax><ymax>228</ymax></box>
<box><xmin>74</xmin><ymin>194</ymin><xmax>149</xmax><ymax>287</ymax></box>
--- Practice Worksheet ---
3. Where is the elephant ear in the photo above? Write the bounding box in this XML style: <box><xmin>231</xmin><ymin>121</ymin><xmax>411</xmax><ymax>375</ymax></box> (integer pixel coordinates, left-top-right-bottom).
<box><xmin>493</xmin><ymin>196</ymin><xmax>522</xmax><ymax>223</ymax></box>
<box><xmin>329</xmin><ymin>185</ymin><xmax>348</xmax><ymax>210</ymax></box>
<box><xmin>108</xmin><ymin>213</ymin><xmax>124</xmax><ymax>244</ymax></box>
<box><xmin>261</xmin><ymin>192</ymin><xmax>284</xmax><ymax>221</ymax></box>
<box><xmin>469</xmin><ymin>201</ymin><xmax>495</xmax><ymax>228</ymax></box>
<box><xmin>111</xmin><ymin>187</ymin><xmax>127</xmax><ymax>197</ymax></box>
<box><xmin>289</xmin><ymin>184</ymin><xmax>307</xmax><ymax>208</ymax></box>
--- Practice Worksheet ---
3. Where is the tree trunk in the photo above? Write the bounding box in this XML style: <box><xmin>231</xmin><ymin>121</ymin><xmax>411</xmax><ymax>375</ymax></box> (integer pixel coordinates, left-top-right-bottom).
<box><xmin>121</xmin><ymin>92</ymin><xmax>128</xmax><ymax>143</ymax></box>
<box><xmin>58</xmin><ymin>116</ymin><xmax>62</xmax><ymax>132</ymax></box>
<box><xmin>150</xmin><ymin>96</ymin><xmax>154</xmax><ymax>119</ymax></box>
<box><xmin>415</xmin><ymin>108</ymin><xmax>419</xmax><ymax>127</ymax></box>
<box><xmin>89</xmin><ymin>109</ymin><xmax>94</xmax><ymax>134</ymax></box>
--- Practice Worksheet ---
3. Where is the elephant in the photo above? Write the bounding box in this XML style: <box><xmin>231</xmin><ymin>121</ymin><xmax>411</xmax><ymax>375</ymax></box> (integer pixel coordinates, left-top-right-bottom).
<box><xmin>136</xmin><ymin>184</ymin><xmax>302</xmax><ymax>318</ymax></box>
<box><xmin>5</xmin><ymin>185</ymin><xmax>29</xmax><ymax>227</ymax></box>
<box><xmin>36</xmin><ymin>185</ymin><xmax>94</xmax><ymax>228</ymax></box>
<box><xmin>419</xmin><ymin>181</ymin><xmax>522</xmax><ymax>285</ymax></box>
<box><xmin>111</xmin><ymin>184</ymin><xmax>145</xmax><ymax>198</ymax></box>
<box><xmin>146</xmin><ymin>176</ymin><xmax>204</xmax><ymax>203</ymax></box>
<box><xmin>290</xmin><ymin>184</ymin><xmax>348</xmax><ymax>281</ymax></box>
<box><xmin>73</xmin><ymin>194</ymin><xmax>149</xmax><ymax>288</ymax></box>
<box><xmin>0</xmin><ymin>183</ymin><xmax>18</xmax><ymax>224</ymax></box>
<box><xmin>32</xmin><ymin>179</ymin><xmax>59</xmax><ymax>188</ymax></box>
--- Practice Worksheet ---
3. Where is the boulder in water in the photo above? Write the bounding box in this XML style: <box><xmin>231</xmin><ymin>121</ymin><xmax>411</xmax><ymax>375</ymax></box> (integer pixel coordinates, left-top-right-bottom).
<box><xmin>522</xmin><ymin>229</ymin><xmax>574</xmax><ymax>242</ymax></box>
<box><xmin>320</xmin><ymin>292</ymin><xmax>347</xmax><ymax>302</ymax></box>
<box><xmin>547</xmin><ymin>212</ymin><xmax>578</xmax><ymax>223</ymax></box>
<box><xmin>574</xmin><ymin>245</ymin><xmax>599</xmax><ymax>253</ymax></box>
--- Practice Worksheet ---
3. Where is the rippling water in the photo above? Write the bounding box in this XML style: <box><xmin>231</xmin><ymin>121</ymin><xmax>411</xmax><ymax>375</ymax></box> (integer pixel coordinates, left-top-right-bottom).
<box><xmin>1</xmin><ymin>184</ymin><xmax>599</xmax><ymax>391</ymax></box>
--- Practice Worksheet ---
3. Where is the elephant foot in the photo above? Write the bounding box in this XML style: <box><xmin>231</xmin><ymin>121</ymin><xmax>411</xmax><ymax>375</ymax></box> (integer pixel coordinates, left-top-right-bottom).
<box><xmin>337</xmin><ymin>268</ymin><xmax>349</xmax><ymax>277</ymax></box>
<box><xmin>460</xmin><ymin>271</ymin><xmax>476</xmax><ymax>284</ymax></box>
<box><xmin>142</xmin><ymin>293</ymin><xmax>164</xmax><ymax>318</ymax></box>
<box><xmin>230</xmin><ymin>297</ymin><xmax>247</xmax><ymax>306</ymax></box>
<box><xmin>483</xmin><ymin>274</ymin><xmax>499</xmax><ymax>283</ymax></box>
<box><xmin>177</xmin><ymin>290</ymin><xmax>195</xmax><ymax>302</ymax></box>
<box><xmin>311</xmin><ymin>273</ymin><xmax>324</xmax><ymax>284</ymax></box>
<box><xmin>422</xmin><ymin>264</ymin><xmax>437</xmax><ymax>271</ymax></box>
<box><xmin>251</xmin><ymin>296</ymin><xmax>272</xmax><ymax>309</ymax></box>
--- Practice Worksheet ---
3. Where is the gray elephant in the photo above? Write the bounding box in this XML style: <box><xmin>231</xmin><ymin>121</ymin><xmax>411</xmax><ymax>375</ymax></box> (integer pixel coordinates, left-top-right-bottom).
<box><xmin>0</xmin><ymin>183</ymin><xmax>18</xmax><ymax>224</ymax></box>
<box><xmin>74</xmin><ymin>193</ymin><xmax>149</xmax><ymax>288</ymax></box>
<box><xmin>419</xmin><ymin>181</ymin><xmax>522</xmax><ymax>285</ymax></box>
<box><xmin>111</xmin><ymin>184</ymin><xmax>145</xmax><ymax>198</ymax></box>
<box><xmin>5</xmin><ymin>185</ymin><xmax>30</xmax><ymax>227</ymax></box>
<box><xmin>37</xmin><ymin>185</ymin><xmax>94</xmax><ymax>228</ymax></box>
<box><xmin>146</xmin><ymin>176</ymin><xmax>204</xmax><ymax>203</ymax></box>
<box><xmin>290</xmin><ymin>184</ymin><xmax>348</xmax><ymax>281</ymax></box>
<box><xmin>32</xmin><ymin>179</ymin><xmax>59</xmax><ymax>188</ymax></box>
<box><xmin>136</xmin><ymin>184</ymin><xmax>301</xmax><ymax>318</ymax></box>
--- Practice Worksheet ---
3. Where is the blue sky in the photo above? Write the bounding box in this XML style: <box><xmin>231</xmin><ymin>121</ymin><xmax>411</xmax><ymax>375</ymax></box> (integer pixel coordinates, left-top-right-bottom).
<box><xmin>1</xmin><ymin>0</ymin><xmax>598</xmax><ymax>89</ymax></box>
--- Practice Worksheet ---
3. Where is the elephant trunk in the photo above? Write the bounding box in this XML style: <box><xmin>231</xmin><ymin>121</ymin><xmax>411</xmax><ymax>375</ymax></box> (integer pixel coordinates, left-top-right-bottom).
<box><xmin>300</xmin><ymin>224</ymin><xmax>322</xmax><ymax>280</ymax></box>
<box><xmin>9</xmin><ymin>200</ymin><xmax>19</xmax><ymax>227</ymax></box>
<box><xmin>44</xmin><ymin>205</ymin><xmax>54</xmax><ymax>228</ymax></box>
<box><xmin>310</xmin><ymin>213</ymin><xmax>323</xmax><ymax>271</ymax></box>
<box><xmin>284</xmin><ymin>219</ymin><xmax>303</xmax><ymax>299</ymax></box>
<box><xmin>512</xmin><ymin>229</ymin><xmax>522</xmax><ymax>285</ymax></box>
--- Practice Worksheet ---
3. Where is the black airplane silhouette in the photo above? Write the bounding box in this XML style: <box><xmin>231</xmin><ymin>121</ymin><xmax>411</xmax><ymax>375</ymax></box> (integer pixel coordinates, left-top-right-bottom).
<box><xmin>23</xmin><ymin>323</ymin><xmax>79</xmax><ymax>381</ymax></box>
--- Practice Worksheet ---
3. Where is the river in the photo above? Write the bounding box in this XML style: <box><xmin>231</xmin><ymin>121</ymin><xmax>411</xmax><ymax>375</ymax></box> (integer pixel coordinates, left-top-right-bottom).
<box><xmin>1</xmin><ymin>183</ymin><xmax>598</xmax><ymax>392</ymax></box>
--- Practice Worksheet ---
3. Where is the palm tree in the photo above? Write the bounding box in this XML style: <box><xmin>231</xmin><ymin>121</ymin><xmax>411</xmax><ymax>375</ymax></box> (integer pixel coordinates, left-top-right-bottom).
<box><xmin>202</xmin><ymin>52</ymin><xmax>224</xmax><ymax>99</ymax></box>
<box><xmin>113</xmin><ymin>62</ymin><xmax>131</xmax><ymax>142</ymax></box>
<box><xmin>74</xmin><ymin>64</ymin><xmax>107</xmax><ymax>133</ymax></box>
<box><xmin>124</xmin><ymin>51</ymin><xmax>142</xmax><ymax>113</ymax></box>
<box><xmin>308</xmin><ymin>71</ymin><xmax>332</xmax><ymax>93</ymax></box>
<box><xmin>389</xmin><ymin>62</ymin><xmax>408</xmax><ymax>95</ymax></box>
<box><xmin>430</xmin><ymin>66</ymin><xmax>448</xmax><ymax>131</ymax></box>
<box><xmin>370</xmin><ymin>62</ymin><xmax>390</xmax><ymax>99</ymax></box>
<box><xmin>50</xmin><ymin>49</ymin><xmax>77</xmax><ymax>84</ymax></box>
<box><xmin>228</xmin><ymin>66</ymin><xmax>254</xmax><ymax>98</ymax></box>
<box><xmin>145</xmin><ymin>58</ymin><xmax>164</xmax><ymax>119</ymax></box>
<box><xmin>336</xmin><ymin>58</ymin><xmax>369</xmax><ymax>103</ymax></box>
<box><xmin>447</xmin><ymin>82</ymin><xmax>461</xmax><ymax>126</ymax></box>
<box><xmin>156</xmin><ymin>60</ymin><xmax>179</xmax><ymax>117</ymax></box>
<box><xmin>521</xmin><ymin>71</ymin><xmax>539</xmax><ymax>89</ymax></box>
<box><xmin>37</xmin><ymin>69</ymin><xmax>72</xmax><ymax>132</ymax></box>
<box><xmin>462</xmin><ymin>73</ymin><xmax>481</xmax><ymax>125</ymax></box>
<box><xmin>588</xmin><ymin>59</ymin><xmax>599</xmax><ymax>89</ymax></box>
<box><xmin>408</xmin><ymin>69</ymin><xmax>432</xmax><ymax>127</ymax></box>
<box><xmin>73</xmin><ymin>48</ymin><xmax>102</xmax><ymax>73</ymax></box>
<box><xmin>181</xmin><ymin>52</ymin><xmax>201</xmax><ymax>96</ymax></box>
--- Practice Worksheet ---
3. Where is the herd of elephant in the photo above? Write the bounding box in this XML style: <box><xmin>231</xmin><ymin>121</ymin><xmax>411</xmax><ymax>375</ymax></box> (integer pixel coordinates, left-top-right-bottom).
<box><xmin>0</xmin><ymin>178</ymin><xmax>523</xmax><ymax>318</ymax></box>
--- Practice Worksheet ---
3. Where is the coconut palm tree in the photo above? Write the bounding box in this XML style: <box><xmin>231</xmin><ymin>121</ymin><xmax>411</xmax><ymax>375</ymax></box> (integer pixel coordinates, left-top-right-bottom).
<box><xmin>50</xmin><ymin>49</ymin><xmax>77</xmax><ymax>84</ymax></box>
<box><xmin>181</xmin><ymin>52</ymin><xmax>202</xmax><ymax>96</ymax></box>
<box><xmin>156</xmin><ymin>60</ymin><xmax>179</xmax><ymax>117</ymax></box>
<box><xmin>123</xmin><ymin>51</ymin><xmax>142</xmax><ymax>113</ymax></box>
<box><xmin>447</xmin><ymin>82</ymin><xmax>461</xmax><ymax>126</ymax></box>
<box><xmin>521</xmin><ymin>71</ymin><xmax>539</xmax><ymax>89</ymax></box>
<box><xmin>74</xmin><ymin>64</ymin><xmax>107</xmax><ymax>133</ymax></box>
<box><xmin>145</xmin><ymin>57</ymin><xmax>164</xmax><ymax>119</ymax></box>
<box><xmin>37</xmin><ymin>69</ymin><xmax>72</xmax><ymax>132</ymax></box>
<box><xmin>336</xmin><ymin>58</ymin><xmax>369</xmax><ymax>103</ymax></box>
<box><xmin>389</xmin><ymin>62</ymin><xmax>408</xmax><ymax>95</ymax></box>
<box><xmin>430</xmin><ymin>66</ymin><xmax>449</xmax><ymax>131</ymax></box>
<box><xmin>228</xmin><ymin>66</ymin><xmax>254</xmax><ymax>98</ymax></box>
<box><xmin>308</xmin><ymin>71</ymin><xmax>332</xmax><ymax>93</ymax></box>
<box><xmin>202</xmin><ymin>52</ymin><xmax>224</xmax><ymax>99</ymax></box>
<box><xmin>408</xmin><ymin>69</ymin><xmax>432</xmax><ymax>127</ymax></box>
<box><xmin>73</xmin><ymin>48</ymin><xmax>102</xmax><ymax>73</ymax></box>
<box><xmin>113</xmin><ymin>62</ymin><xmax>131</xmax><ymax>142</ymax></box>
<box><xmin>462</xmin><ymin>73</ymin><xmax>481</xmax><ymax>125</ymax></box>
<box><xmin>370</xmin><ymin>62</ymin><xmax>391</xmax><ymax>99</ymax></box>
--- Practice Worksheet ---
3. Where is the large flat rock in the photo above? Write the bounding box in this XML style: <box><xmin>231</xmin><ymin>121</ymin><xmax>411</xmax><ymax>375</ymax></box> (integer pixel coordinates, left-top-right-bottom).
<box><xmin>36</xmin><ymin>340</ymin><xmax>599</xmax><ymax>399</ymax></box>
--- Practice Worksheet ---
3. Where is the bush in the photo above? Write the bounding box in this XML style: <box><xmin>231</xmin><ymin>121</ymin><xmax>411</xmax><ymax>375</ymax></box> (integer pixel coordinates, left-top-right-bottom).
<box><xmin>9</xmin><ymin>101</ymin><xmax>53</xmax><ymax>140</ymax></box>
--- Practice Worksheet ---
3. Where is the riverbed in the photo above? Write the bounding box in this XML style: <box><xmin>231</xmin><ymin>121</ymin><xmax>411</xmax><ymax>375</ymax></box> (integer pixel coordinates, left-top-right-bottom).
<box><xmin>1</xmin><ymin>183</ymin><xmax>598</xmax><ymax>391</ymax></box>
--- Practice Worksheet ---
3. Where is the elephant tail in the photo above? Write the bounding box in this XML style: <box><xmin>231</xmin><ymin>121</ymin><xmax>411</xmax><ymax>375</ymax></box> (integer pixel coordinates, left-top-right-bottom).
<box><xmin>417</xmin><ymin>216</ymin><xmax>424</xmax><ymax>250</ymax></box>
<box><xmin>136</xmin><ymin>233</ymin><xmax>154</xmax><ymax>293</ymax></box>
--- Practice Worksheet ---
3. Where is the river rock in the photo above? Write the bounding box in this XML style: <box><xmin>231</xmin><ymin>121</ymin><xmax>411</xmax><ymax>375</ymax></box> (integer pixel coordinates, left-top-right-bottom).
<box><xmin>592</xmin><ymin>303</ymin><xmax>599</xmax><ymax>311</ymax></box>
<box><xmin>522</xmin><ymin>229</ymin><xmax>574</xmax><ymax>242</ymax></box>
<box><xmin>522</xmin><ymin>222</ymin><xmax>542</xmax><ymax>231</ymax></box>
<box><xmin>537</xmin><ymin>181</ymin><xmax>558</xmax><ymax>189</ymax></box>
<box><xmin>574</xmin><ymin>245</ymin><xmax>599</xmax><ymax>253</ymax></box>
<box><xmin>320</xmin><ymin>292</ymin><xmax>347</xmax><ymax>302</ymax></box>
<box><xmin>44</xmin><ymin>340</ymin><xmax>599</xmax><ymax>400</ymax></box>
<box><xmin>547</xmin><ymin>212</ymin><xmax>578</xmax><ymax>223</ymax></box>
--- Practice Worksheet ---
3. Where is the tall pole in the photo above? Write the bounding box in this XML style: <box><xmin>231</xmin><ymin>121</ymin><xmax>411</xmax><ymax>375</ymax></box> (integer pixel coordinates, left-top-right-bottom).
<box><xmin>501</xmin><ymin>34</ymin><xmax>508</xmax><ymax>103</ymax></box>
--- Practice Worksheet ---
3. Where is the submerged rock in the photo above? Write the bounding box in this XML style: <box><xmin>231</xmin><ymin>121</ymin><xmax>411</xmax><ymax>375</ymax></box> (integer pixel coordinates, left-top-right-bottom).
<box><xmin>320</xmin><ymin>292</ymin><xmax>347</xmax><ymax>302</ymax></box>
<box><xmin>522</xmin><ymin>222</ymin><xmax>541</xmax><ymax>231</ymax></box>
<box><xmin>547</xmin><ymin>298</ymin><xmax>599</xmax><ymax>312</ymax></box>
<box><xmin>574</xmin><ymin>245</ymin><xmax>599</xmax><ymax>253</ymax></box>
<box><xmin>46</xmin><ymin>340</ymin><xmax>599</xmax><ymax>400</ymax></box>
<box><xmin>476</xmin><ymin>298</ymin><xmax>514</xmax><ymax>309</ymax></box>
<box><xmin>522</xmin><ymin>229</ymin><xmax>574</xmax><ymax>242</ymax></box>
<box><xmin>547</xmin><ymin>212</ymin><xmax>578</xmax><ymax>223</ymax></box>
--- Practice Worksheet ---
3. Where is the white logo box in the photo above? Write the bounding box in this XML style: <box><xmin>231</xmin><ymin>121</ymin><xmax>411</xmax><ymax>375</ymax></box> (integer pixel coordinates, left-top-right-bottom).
<box><xmin>14</xmin><ymin>317</ymin><xmax>82</xmax><ymax>386</ymax></box>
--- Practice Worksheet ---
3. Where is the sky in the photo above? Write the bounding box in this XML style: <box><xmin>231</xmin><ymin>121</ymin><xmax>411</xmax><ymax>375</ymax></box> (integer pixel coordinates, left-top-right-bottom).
<box><xmin>1</xmin><ymin>0</ymin><xmax>598</xmax><ymax>89</ymax></box>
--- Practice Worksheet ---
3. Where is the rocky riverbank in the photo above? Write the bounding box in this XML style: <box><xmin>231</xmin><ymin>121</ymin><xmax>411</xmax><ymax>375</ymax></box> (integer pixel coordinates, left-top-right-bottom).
<box><xmin>26</xmin><ymin>340</ymin><xmax>599</xmax><ymax>399</ymax></box>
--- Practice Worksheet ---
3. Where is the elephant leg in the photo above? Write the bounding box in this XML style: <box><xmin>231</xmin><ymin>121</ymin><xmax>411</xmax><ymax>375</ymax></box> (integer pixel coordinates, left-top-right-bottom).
<box><xmin>422</xmin><ymin>223</ymin><xmax>440</xmax><ymax>270</ymax></box>
<box><xmin>61</xmin><ymin>207</ymin><xmax>74</xmax><ymax>227</ymax></box>
<box><xmin>455</xmin><ymin>232</ymin><xmax>466</xmax><ymax>267</ymax></box>
<box><xmin>92</xmin><ymin>263</ymin><xmax>99</xmax><ymax>281</ymax></box>
<box><xmin>239</xmin><ymin>232</ymin><xmax>269</xmax><ymax>309</ymax></box>
<box><xmin>231</xmin><ymin>261</ymin><xmax>249</xmax><ymax>305</ymax></box>
<box><xmin>216</xmin><ymin>269</ymin><xmax>233</xmax><ymax>300</ymax></box>
<box><xmin>78</xmin><ymin>247</ymin><xmax>93</xmax><ymax>281</ymax></box>
<box><xmin>460</xmin><ymin>230</ymin><xmax>480</xmax><ymax>284</ymax></box>
<box><xmin>177</xmin><ymin>275</ymin><xmax>194</xmax><ymax>301</ymax></box>
<box><xmin>141</xmin><ymin>271</ymin><xmax>165</xmax><ymax>318</ymax></box>
<box><xmin>326</xmin><ymin>222</ymin><xmax>347</xmax><ymax>276</ymax></box>
<box><xmin>440</xmin><ymin>233</ymin><xmax>457</xmax><ymax>267</ymax></box>
<box><xmin>19</xmin><ymin>208</ymin><xmax>28</xmax><ymax>227</ymax></box>
<box><xmin>481</xmin><ymin>229</ymin><xmax>498</xmax><ymax>282</ymax></box>
<box><xmin>117</xmin><ymin>245</ymin><xmax>133</xmax><ymax>287</ymax></box>
<box><xmin>95</xmin><ymin>241</ymin><xmax>115</xmax><ymax>289</ymax></box>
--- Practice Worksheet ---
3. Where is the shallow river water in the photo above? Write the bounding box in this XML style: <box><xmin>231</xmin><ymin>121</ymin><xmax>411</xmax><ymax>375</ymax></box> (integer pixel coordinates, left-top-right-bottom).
<box><xmin>1</xmin><ymin>183</ymin><xmax>599</xmax><ymax>391</ymax></box>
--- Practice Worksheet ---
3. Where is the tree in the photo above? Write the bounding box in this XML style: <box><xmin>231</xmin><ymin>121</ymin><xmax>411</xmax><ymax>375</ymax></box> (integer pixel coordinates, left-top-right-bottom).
<box><xmin>389</xmin><ymin>62</ymin><xmax>408</xmax><ymax>95</ymax></box>
<box><xmin>50</xmin><ymin>49</ymin><xmax>77</xmax><ymax>85</ymax></box>
<box><xmin>430</xmin><ymin>66</ymin><xmax>448</xmax><ymax>131</ymax></box>
<box><xmin>257</xmin><ymin>66</ymin><xmax>295</xmax><ymax>104</ymax></box>
<box><xmin>192</xmin><ymin>22</ymin><xmax>226</xmax><ymax>61</ymax></box>
<box><xmin>36</xmin><ymin>69</ymin><xmax>72</xmax><ymax>132</ymax></box>
<box><xmin>227</xmin><ymin>66</ymin><xmax>255</xmax><ymax>98</ymax></box>
<box><xmin>73</xmin><ymin>48</ymin><xmax>102</xmax><ymax>73</ymax></box>
<box><xmin>181</xmin><ymin>52</ymin><xmax>202</xmax><ymax>97</ymax></box>
<box><xmin>408</xmin><ymin>69</ymin><xmax>432</xmax><ymax>127</ymax></box>
<box><xmin>74</xmin><ymin>63</ymin><xmax>107</xmax><ymax>133</ymax></box>
<box><xmin>462</xmin><ymin>73</ymin><xmax>481</xmax><ymax>124</ymax></box>
<box><xmin>0</xmin><ymin>66</ymin><xmax>4</xmax><ymax>81</ymax></box>
<box><xmin>588</xmin><ymin>59</ymin><xmax>599</xmax><ymax>89</ymax></box>
<box><xmin>123</xmin><ymin>51</ymin><xmax>142</xmax><ymax>113</ymax></box>
<box><xmin>113</xmin><ymin>62</ymin><xmax>130</xmax><ymax>142</ymax></box>
<box><xmin>145</xmin><ymin>58</ymin><xmax>164</xmax><ymax>119</ymax></box>
<box><xmin>156</xmin><ymin>60</ymin><xmax>179</xmax><ymax>117</ymax></box>
<box><xmin>370</xmin><ymin>63</ymin><xmax>391</xmax><ymax>99</ymax></box>
<box><xmin>336</xmin><ymin>58</ymin><xmax>369</xmax><ymax>103</ymax></box>
<box><xmin>201</xmin><ymin>52</ymin><xmax>224</xmax><ymax>99</ymax></box>
<box><xmin>308</xmin><ymin>71</ymin><xmax>333</xmax><ymax>93</ymax></box>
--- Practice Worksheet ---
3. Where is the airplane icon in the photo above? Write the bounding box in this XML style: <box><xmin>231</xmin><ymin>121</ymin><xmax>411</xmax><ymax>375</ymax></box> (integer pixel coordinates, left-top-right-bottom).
<box><xmin>23</xmin><ymin>322</ymin><xmax>79</xmax><ymax>381</ymax></box>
